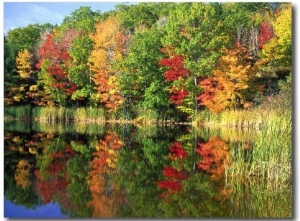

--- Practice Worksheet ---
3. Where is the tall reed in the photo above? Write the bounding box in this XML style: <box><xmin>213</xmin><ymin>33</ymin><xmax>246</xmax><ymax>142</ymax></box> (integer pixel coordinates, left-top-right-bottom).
<box><xmin>194</xmin><ymin>108</ymin><xmax>264</xmax><ymax>129</ymax></box>
<box><xmin>32</xmin><ymin>106</ymin><xmax>60</xmax><ymax>122</ymax></box>
<box><xmin>224</xmin><ymin>108</ymin><xmax>292</xmax><ymax>188</ymax></box>
<box><xmin>249</xmin><ymin>109</ymin><xmax>292</xmax><ymax>186</ymax></box>
<box><xmin>17</xmin><ymin>106</ymin><xmax>107</xmax><ymax>123</ymax></box>
<box><xmin>224</xmin><ymin>175</ymin><xmax>292</xmax><ymax>218</ymax></box>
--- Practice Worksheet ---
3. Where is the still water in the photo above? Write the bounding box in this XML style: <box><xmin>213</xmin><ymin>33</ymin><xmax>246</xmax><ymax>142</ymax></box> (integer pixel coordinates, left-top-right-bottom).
<box><xmin>4</xmin><ymin>121</ymin><xmax>292</xmax><ymax>218</ymax></box>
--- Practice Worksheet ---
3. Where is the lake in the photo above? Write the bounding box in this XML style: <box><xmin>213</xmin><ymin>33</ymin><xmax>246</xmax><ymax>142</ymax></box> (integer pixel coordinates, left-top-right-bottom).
<box><xmin>4</xmin><ymin>121</ymin><xmax>292</xmax><ymax>218</ymax></box>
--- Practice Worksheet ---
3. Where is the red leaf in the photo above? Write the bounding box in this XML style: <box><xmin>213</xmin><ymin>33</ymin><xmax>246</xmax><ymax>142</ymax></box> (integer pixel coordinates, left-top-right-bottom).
<box><xmin>258</xmin><ymin>21</ymin><xmax>274</xmax><ymax>49</ymax></box>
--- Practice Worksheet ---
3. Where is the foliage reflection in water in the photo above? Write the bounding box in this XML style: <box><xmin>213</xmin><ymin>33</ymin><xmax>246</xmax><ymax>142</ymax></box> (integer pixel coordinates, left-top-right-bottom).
<box><xmin>4</xmin><ymin>121</ymin><xmax>291</xmax><ymax>218</ymax></box>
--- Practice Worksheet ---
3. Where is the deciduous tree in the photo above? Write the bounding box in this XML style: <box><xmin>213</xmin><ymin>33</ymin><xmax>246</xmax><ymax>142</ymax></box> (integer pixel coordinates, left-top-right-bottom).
<box><xmin>88</xmin><ymin>17</ymin><xmax>128</xmax><ymax>111</ymax></box>
<box><xmin>36</xmin><ymin>29</ymin><xmax>79</xmax><ymax>106</ymax></box>
<box><xmin>259</xmin><ymin>3</ymin><xmax>291</xmax><ymax>75</ymax></box>
<box><xmin>198</xmin><ymin>41</ymin><xmax>264</xmax><ymax>113</ymax></box>
<box><xmin>161</xmin><ymin>3</ymin><xmax>229</xmax><ymax>116</ymax></box>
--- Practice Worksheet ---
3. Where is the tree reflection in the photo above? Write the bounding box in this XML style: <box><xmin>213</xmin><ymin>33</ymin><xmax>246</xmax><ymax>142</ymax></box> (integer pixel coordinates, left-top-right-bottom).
<box><xmin>87</xmin><ymin>132</ymin><xmax>125</xmax><ymax>217</ymax></box>
<box><xmin>156</xmin><ymin>134</ymin><xmax>233</xmax><ymax>217</ymax></box>
<box><xmin>35</xmin><ymin>141</ymin><xmax>77</xmax><ymax>214</ymax></box>
<box><xmin>4</xmin><ymin>132</ymin><xmax>44</xmax><ymax>209</ymax></box>
<box><xmin>196</xmin><ymin>136</ymin><xmax>230</xmax><ymax>180</ymax></box>
<box><xmin>4</xmin><ymin>124</ymin><xmax>290</xmax><ymax>218</ymax></box>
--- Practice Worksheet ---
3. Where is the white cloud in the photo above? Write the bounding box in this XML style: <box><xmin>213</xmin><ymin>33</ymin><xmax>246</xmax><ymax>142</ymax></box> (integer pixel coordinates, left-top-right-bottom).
<box><xmin>29</xmin><ymin>3</ymin><xmax>65</xmax><ymax>25</ymax></box>
<box><xmin>4</xmin><ymin>3</ymin><xmax>66</xmax><ymax>33</ymax></box>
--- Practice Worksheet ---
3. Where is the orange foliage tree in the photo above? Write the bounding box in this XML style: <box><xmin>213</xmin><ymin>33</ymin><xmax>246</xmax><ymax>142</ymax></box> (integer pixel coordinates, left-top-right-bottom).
<box><xmin>16</xmin><ymin>49</ymin><xmax>34</xmax><ymax>79</ymax></box>
<box><xmin>88</xmin><ymin>17</ymin><xmax>129</xmax><ymax>111</ymax></box>
<box><xmin>198</xmin><ymin>41</ymin><xmax>264</xmax><ymax>113</ymax></box>
<box><xmin>14</xmin><ymin>159</ymin><xmax>31</xmax><ymax>189</ymax></box>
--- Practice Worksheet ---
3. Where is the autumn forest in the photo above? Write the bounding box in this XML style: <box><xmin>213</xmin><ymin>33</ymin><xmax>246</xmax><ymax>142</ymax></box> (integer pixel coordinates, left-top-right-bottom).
<box><xmin>4</xmin><ymin>2</ymin><xmax>292</xmax><ymax>122</ymax></box>
<box><xmin>4</xmin><ymin>2</ymin><xmax>293</xmax><ymax>218</ymax></box>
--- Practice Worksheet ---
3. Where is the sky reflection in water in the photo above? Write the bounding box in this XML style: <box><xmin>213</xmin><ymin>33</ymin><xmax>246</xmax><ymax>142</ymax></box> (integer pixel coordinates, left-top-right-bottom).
<box><xmin>4</xmin><ymin>198</ymin><xmax>68</xmax><ymax>218</ymax></box>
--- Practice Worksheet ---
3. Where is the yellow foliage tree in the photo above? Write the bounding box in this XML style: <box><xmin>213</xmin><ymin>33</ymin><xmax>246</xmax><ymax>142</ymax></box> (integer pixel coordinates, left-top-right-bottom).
<box><xmin>260</xmin><ymin>3</ymin><xmax>292</xmax><ymax>70</ymax></box>
<box><xmin>16</xmin><ymin>49</ymin><xmax>33</xmax><ymax>79</ymax></box>
<box><xmin>88</xmin><ymin>17</ymin><xmax>128</xmax><ymax>111</ymax></box>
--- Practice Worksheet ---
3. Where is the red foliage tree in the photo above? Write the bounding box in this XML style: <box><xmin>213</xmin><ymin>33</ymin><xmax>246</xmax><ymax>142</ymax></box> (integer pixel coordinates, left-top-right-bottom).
<box><xmin>158</xmin><ymin>53</ymin><xmax>190</xmax><ymax>105</ymax></box>
<box><xmin>157</xmin><ymin>180</ymin><xmax>183</xmax><ymax>193</ymax></box>
<box><xmin>159</xmin><ymin>55</ymin><xmax>189</xmax><ymax>81</ymax></box>
<box><xmin>36</xmin><ymin>30</ymin><xmax>79</xmax><ymax>103</ymax></box>
<box><xmin>258</xmin><ymin>21</ymin><xmax>275</xmax><ymax>49</ymax></box>
<box><xmin>157</xmin><ymin>142</ymin><xmax>189</xmax><ymax>200</ymax></box>
<box><xmin>169</xmin><ymin>89</ymin><xmax>189</xmax><ymax>105</ymax></box>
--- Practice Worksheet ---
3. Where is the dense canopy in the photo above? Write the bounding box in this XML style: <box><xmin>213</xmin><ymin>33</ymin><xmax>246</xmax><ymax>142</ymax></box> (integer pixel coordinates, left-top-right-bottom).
<box><xmin>4</xmin><ymin>2</ymin><xmax>292</xmax><ymax>120</ymax></box>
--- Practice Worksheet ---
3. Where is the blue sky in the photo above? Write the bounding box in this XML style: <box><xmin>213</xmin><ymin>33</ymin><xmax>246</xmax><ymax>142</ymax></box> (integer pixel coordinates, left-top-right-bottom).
<box><xmin>3</xmin><ymin>2</ymin><xmax>129</xmax><ymax>33</ymax></box>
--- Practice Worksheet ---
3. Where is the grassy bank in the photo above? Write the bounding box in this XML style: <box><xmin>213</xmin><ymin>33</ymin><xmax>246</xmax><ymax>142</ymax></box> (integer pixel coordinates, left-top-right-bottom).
<box><xmin>32</xmin><ymin>106</ymin><xmax>106</xmax><ymax>123</ymax></box>
<box><xmin>4</xmin><ymin>106</ymin><xmax>187</xmax><ymax>125</ymax></box>
<box><xmin>4</xmin><ymin>106</ymin><xmax>107</xmax><ymax>123</ymax></box>
<box><xmin>195</xmin><ymin>104</ymin><xmax>292</xmax><ymax>187</ymax></box>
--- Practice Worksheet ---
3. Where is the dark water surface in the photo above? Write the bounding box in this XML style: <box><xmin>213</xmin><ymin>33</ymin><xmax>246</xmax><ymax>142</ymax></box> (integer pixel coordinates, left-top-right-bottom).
<box><xmin>4</xmin><ymin>121</ymin><xmax>292</xmax><ymax>218</ymax></box>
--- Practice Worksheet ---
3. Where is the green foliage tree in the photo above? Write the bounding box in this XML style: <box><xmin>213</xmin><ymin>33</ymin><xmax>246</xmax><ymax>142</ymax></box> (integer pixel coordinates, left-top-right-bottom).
<box><xmin>60</xmin><ymin>6</ymin><xmax>100</xmax><ymax>33</ymax></box>
<box><xmin>117</xmin><ymin>26</ymin><xmax>170</xmax><ymax>119</ymax></box>
<box><xmin>68</xmin><ymin>33</ymin><xmax>94</xmax><ymax>105</ymax></box>
<box><xmin>116</xmin><ymin>3</ymin><xmax>159</xmax><ymax>32</ymax></box>
<box><xmin>161</xmin><ymin>2</ymin><xmax>230</xmax><ymax>117</ymax></box>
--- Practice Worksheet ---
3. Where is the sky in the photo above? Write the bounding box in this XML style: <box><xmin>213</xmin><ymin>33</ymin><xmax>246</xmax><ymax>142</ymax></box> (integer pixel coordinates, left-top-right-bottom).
<box><xmin>3</xmin><ymin>2</ymin><xmax>127</xmax><ymax>33</ymax></box>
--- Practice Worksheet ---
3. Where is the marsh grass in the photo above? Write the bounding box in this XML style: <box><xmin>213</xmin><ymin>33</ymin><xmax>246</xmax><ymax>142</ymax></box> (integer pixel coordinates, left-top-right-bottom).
<box><xmin>194</xmin><ymin>108</ymin><xmax>264</xmax><ymax>129</ymax></box>
<box><xmin>4</xmin><ymin>120</ymin><xmax>31</xmax><ymax>133</ymax></box>
<box><xmin>196</xmin><ymin>126</ymin><xmax>259</xmax><ymax>143</ymax></box>
<box><xmin>9</xmin><ymin>106</ymin><xmax>106</xmax><ymax>123</ymax></box>
<box><xmin>224</xmin><ymin>175</ymin><xmax>292</xmax><ymax>218</ymax></box>
<box><xmin>248</xmin><ymin>109</ymin><xmax>292</xmax><ymax>186</ymax></box>
<box><xmin>222</xmin><ymin>108</ymin><xmax>292</xmax><ymax>189</ymax></box>
<box><xmin>32</xmin><ymin>106</ymin><xmax>60</xmax><ymax>122</ymax></box>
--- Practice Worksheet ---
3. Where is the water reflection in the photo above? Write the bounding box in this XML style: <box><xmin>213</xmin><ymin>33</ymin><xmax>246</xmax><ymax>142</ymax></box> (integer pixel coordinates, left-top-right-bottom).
<box><xmin>4</xmin><ymin>122</ymin><xmax>291</xmax><ymax>218</ymax></box>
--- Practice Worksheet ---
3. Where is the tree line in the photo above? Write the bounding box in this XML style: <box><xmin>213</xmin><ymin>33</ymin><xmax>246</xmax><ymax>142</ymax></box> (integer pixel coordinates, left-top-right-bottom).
<box><xmin>4</xmin><ymin>2</ymin><xmax>292</xmax><ymax>120</ymax></box>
